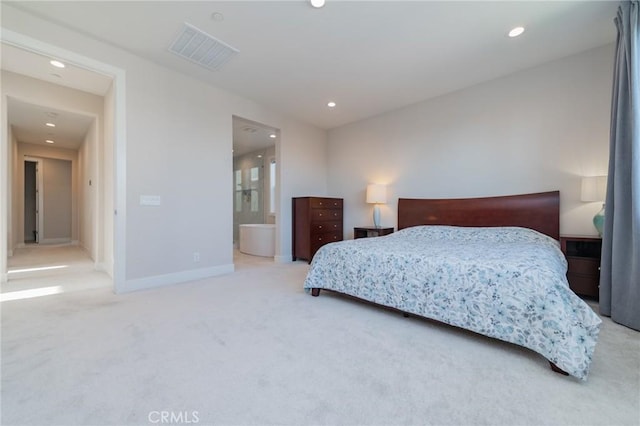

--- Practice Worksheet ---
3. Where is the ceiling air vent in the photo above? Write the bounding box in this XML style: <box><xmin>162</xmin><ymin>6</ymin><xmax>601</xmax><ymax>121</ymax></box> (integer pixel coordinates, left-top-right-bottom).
<box><xmin>169</xmin><ymin>23</ymin><xmax>239</xmax><ymax>71</ymax></box>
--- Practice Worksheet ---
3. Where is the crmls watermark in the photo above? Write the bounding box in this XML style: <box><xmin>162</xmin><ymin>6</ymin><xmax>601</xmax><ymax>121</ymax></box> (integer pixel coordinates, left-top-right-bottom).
<box><xmin>148</xmin><ymin>411</ymin><xmax>200</xmax><ymax>424</ymax></box>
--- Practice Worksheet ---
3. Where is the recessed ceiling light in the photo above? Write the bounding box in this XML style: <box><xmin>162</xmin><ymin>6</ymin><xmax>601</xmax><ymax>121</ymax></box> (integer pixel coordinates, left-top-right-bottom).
<box><xmin>257</xmin><ymin>155</ymin><xmax>263</xmax><ymax>158</ymax></box>
<box><xmin>327</xmin><ymin>101</ymin><xmax>336</xmax><ymax>108</ymax></box>
<box><xmin>310</xmin><ymin>0</ymin><xmax>325</xmax><ymax>8</ymax></box>
<box><xmin>45</xmin><ymin>140</ymin><xmax>55</xmax><ymax>144</ymax></box>
<box><xmin>45</xmin><ymin>122</ymin><xmax>56</xmax><ymax>127</ymax></box>
<box><xmin>50</xmin><ymin>60</ymin><xmax>65</xmax><ymax>68</ymax></box>
<box><xmin>269</xmin><ymin>133</ymin><xmax>276</xmax><ymax>139</ymax></box>
<box><xmin>508</xmin><ymin>26</ymin><xmax>525</xmax><ymax>38</ymax></box>
<box><xmin>211</xmin><ymin>12</ymin><xmax>224</xmax><ymax>21</ymax></box>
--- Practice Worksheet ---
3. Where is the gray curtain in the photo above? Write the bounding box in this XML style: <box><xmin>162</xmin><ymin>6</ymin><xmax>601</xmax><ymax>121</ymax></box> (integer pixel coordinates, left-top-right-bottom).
<box><xmin>600</xmin><ymin>0</ymin><xmax>640</xmax><ymax>331</ymax></box>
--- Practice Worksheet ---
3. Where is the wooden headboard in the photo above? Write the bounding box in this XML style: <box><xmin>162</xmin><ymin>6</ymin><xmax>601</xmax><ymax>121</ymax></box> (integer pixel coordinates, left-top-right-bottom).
<box><xmin>397</xmin><ymin>191</ymin><xmax>560</xmax><ymax>240</ymax></box>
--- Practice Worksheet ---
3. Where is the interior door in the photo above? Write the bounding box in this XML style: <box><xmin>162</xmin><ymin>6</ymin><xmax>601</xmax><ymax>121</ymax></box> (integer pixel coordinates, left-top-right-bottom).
<box><xmin>24</xmin><ymin>160</ymin><xmax>38</xmax><ymax>243</ymax></box>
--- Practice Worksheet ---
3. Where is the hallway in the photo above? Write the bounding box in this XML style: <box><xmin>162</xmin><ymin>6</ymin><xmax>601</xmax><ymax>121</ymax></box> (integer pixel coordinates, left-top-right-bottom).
<box><xmin>2</xmin><ymin>245</ymin><xmax>111</xmax><ymax>301</ymax></box>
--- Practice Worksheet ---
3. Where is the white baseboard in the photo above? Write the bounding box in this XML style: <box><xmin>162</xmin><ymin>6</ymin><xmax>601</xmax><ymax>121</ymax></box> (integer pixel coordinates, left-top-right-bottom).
<box><xmin>95</xmin><ymin>261</ymin><xmax>114</xmax><ymax>279</ymax></box>
<box><xmin>274</xmin><ymin>254</ymin><xmax>293</xmax><ymax>263</ymax></box>
<box><xmin>14</xmin><ymin>240</ymin><xmax>76</xmax><ymax>248</ymax></box>
<box><xmin>119</xmin><ymin>263</ymin><xmax>235</xmax><ymax>294</ymax></box>
<box><xmin>40</xmin><ymin>238</ymin><xmax>72</xmax><ymax>245</ymax></box>
<box><xmin>7</xmin><ymin>249</ymin><xmax>13</xmax><ymax>257</ymax></box>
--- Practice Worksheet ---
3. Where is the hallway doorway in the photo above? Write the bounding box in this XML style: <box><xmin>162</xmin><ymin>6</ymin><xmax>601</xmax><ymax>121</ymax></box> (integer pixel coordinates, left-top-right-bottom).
<box><xmin>1</xmin><ymin>35</ymin><xmax>126</xmax><ymax>292</ymax></box>
<box><xmin>23</xmin><ymin>159</ymin><xmax>39</xmax><ymax>244</ymax></box>
<box><xmin>22</xmin><ymin>156</ymin><xmax>72</xmax><ymax>246</ymax></box>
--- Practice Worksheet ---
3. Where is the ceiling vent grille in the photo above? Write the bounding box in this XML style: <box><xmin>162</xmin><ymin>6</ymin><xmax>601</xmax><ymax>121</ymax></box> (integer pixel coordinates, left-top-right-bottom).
<box><xmin>169</xmin><ymin>23</ymin><xmax>239</xmax><ymax>71</ymax></box>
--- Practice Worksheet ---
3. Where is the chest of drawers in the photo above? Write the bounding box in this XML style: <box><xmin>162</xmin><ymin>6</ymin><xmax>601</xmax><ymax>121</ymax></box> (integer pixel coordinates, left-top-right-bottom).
<box><xmin>292</xmin><ymin>197</ymin><xmax>343</xmax><ymax>263</ymax></box>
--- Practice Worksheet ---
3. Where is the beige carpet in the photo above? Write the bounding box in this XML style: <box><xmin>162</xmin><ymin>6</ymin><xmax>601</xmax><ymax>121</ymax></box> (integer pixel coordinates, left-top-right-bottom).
<box><xmin>1</xmin><ymin>249</ymin><xmax>639</xmax><ymax>425</ymax></box>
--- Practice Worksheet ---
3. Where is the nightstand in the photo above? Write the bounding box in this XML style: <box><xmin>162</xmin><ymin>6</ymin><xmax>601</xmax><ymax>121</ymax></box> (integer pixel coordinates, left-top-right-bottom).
<box><xmin>560</xmin><ymin>236</ymin><xmax>602</xmax><ymax>299</ymax></box>
<box><xmin>354</xmin><ymin>227</ymin><xmax>394</xmax><ymax>239</ymax></box>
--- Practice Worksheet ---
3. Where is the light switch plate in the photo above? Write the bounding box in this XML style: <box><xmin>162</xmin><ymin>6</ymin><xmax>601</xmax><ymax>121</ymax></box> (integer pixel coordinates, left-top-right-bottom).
<box><xmin>140</xmin><ymin>195</ymin><xmax>161</xmax><ymax>206</ymax></box>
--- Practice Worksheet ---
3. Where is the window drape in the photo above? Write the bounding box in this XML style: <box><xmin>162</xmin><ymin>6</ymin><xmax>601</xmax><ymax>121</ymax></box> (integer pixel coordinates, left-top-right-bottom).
<box><xmin>600</xmin><ymin>0</ymin><xmax>640</xmax><ymax>331</ymax></box>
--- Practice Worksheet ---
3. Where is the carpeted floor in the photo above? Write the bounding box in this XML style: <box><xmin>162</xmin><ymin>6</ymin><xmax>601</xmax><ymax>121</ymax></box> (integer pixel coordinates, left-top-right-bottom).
<box><xmin>1</xmin><ymin>248</ymin><xmax>639</xmax><ymax>425</ymax></box>
<box><xmin>2</xmin><ymin>244</ymin><xmax>112</xmax><ymax>298</ymax></box>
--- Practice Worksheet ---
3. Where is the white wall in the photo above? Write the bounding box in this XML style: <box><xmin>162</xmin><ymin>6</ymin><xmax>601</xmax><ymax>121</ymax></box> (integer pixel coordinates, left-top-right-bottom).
<box><xmin>101</xmin><ymin>83</ymin><xmax>115</xmax><ymax>275</ymax></box>
<box><xmin>41</xmin><ymin>157</ymin><xmax>72</xmax><ymax>242</ymax></box>
<box><xmin>8</xmin><ymin>125</ymin><xmax>17</xmax><ymax>257</ymax></box>
<box><xmin>119</xmin><ymin>57</ymin><xmax>325</xmax><ymax>282</ymax></box>
<box><xmin>78</xmin><ymin>119</ymin><xmax>96</xmax><ymax>256</ymax></box>
<box><xmin>2</xmin><ymin>4</ymin><xmax>328</xmax><ymax>290</ymax></box>
<box><xmin>327</xmin><ymin>44</ymin><xmax>613</xmax><ymax>238</ymax></box>
<box><xmin>264</xmin><ymin>145</ymin><xmax>277</xmax><ymax>225</ymax></box>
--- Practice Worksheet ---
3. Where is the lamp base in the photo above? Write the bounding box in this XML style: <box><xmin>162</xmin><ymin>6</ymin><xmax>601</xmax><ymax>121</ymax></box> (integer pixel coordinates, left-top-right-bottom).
<box><xmin>593</xmin><ymin>204</ymin><xmax>605</xmax><ymax>237</ymax></box>
<box><xmin>373</xmin><ymin>205</ymin><xmax>381</xmax><ymax>229</ymax></box>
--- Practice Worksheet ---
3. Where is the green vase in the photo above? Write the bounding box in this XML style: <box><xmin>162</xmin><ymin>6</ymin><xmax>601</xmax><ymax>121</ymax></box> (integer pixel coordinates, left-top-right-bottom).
<box><xmin>593</xmin><ymin>204</ymin><xmax>605</xmax><ymax>237</ymax></box>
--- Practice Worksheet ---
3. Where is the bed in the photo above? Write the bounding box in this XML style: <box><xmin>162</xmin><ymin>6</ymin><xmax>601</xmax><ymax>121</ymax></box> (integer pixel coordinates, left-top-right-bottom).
<box><xmin>303</xmin><ymin>191</ymin><xmax>602</xmax><ymax>380</ymax></box>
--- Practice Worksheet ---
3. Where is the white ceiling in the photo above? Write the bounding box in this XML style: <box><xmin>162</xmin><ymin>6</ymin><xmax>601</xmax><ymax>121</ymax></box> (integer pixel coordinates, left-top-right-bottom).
<box><xmin>2</xmin><ymin>43</ymin><xmax>110</xmax><ymax>150</ymax></box>
<box><xmin>232</xmin><ymin>116</ymin><xmax>278</xmax><ymax>157</ymax></box>
<box><xmin>7</xmin><ymin>96</ymin><xmax>95</xmax><ymax>150</ymax></box>
<box><xmin>5</xmin><ymin>1</ymin><xmax>618</xmax><ymax>131</ymax></box>
<box><xmin>1</xmin><ymin>43</ymin><xmax>113</xmax><ymax>96</ymax></box>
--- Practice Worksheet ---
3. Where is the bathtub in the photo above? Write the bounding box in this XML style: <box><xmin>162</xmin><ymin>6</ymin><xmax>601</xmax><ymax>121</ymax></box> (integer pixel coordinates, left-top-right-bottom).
<box><xmin>239</xmin><ymin>224</ymin><xmax>275</xmax><ymax>257</ymax></box>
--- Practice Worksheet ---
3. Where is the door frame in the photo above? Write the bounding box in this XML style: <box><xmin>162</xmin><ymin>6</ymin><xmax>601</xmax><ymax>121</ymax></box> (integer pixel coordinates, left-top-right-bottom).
<box><xmin>1</xmin><ymin>29</ymin><xmax>127</xmax><ymax>291</ymax></box>
<box><xmin>23</xmin><ymin>157</ymin><xmax>43</xmax><ymax>244</ymax></box>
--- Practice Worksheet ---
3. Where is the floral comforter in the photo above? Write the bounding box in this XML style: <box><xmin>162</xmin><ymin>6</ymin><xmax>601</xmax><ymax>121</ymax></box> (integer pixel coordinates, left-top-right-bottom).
<box><xmin>304</xmin><ymin>226</ymin><xmax>601</xmax><ymax>380</ymax></box>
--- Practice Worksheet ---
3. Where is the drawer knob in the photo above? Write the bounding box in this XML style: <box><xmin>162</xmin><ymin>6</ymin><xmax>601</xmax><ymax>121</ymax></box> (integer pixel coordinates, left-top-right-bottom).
<box><xmin>318</xmin><ymin>237</ymin><xmax>322</xmax><ymax>241</ymax></box>
<box><xmin>319</xmin><ymin>202</ymin><xmax>323</xmax><ymax>205</ymax></box>
<box><xmin>318</xmin><ymin>225</ymin><xmax>323</xmax><ymax>229</ymax></box>
<box><xmin>319</xmin><ymin>213</ymin><xmax>323</xmax><ymax>216</ymax></box>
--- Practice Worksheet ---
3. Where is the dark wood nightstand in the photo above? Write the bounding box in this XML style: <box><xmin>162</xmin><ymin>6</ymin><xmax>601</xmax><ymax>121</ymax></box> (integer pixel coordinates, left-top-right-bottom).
<box><xmin>354</xmin><ymin>227</ymin><xmax>394</xmax><ymax>239</ymax></box>
<box><xmin>560</xmin><ymin>236</ymin><xmax>602</xmax><ymax>299</ymax></box>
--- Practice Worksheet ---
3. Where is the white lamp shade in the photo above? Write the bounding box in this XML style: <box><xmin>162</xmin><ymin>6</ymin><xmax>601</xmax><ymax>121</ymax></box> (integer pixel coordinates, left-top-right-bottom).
<box><xmin>366</xmin><ymin>184</ymin><xmax>387</xmax><ymax>204</ymax></box>
<box><xmin>581</xmin><ymin>176</ymin><xmax>607</xmax><ymax>202</ymax></box>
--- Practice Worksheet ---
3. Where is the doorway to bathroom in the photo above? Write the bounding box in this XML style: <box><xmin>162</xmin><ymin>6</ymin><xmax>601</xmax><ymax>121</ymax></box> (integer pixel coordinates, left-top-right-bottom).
<box><xmin>232</xmin><ymin>116</ymin><xmax>279</xmax><ymax>256</ymax></box>
<box><xmin>234</xmin><ymin>155</ymin><xmax>265</xmax><ymax>231</ymax></box>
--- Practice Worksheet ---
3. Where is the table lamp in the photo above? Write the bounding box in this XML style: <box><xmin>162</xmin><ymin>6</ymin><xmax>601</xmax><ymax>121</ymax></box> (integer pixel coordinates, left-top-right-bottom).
<box><xmin>366</xmin><ymin>184</ymin><xmax>387</xmax><ymax>228</ymax></box>
<box><xmin>581</xmin><ymin>175</ymin><xmax>607</xmax><ymax>236</ymax></box>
